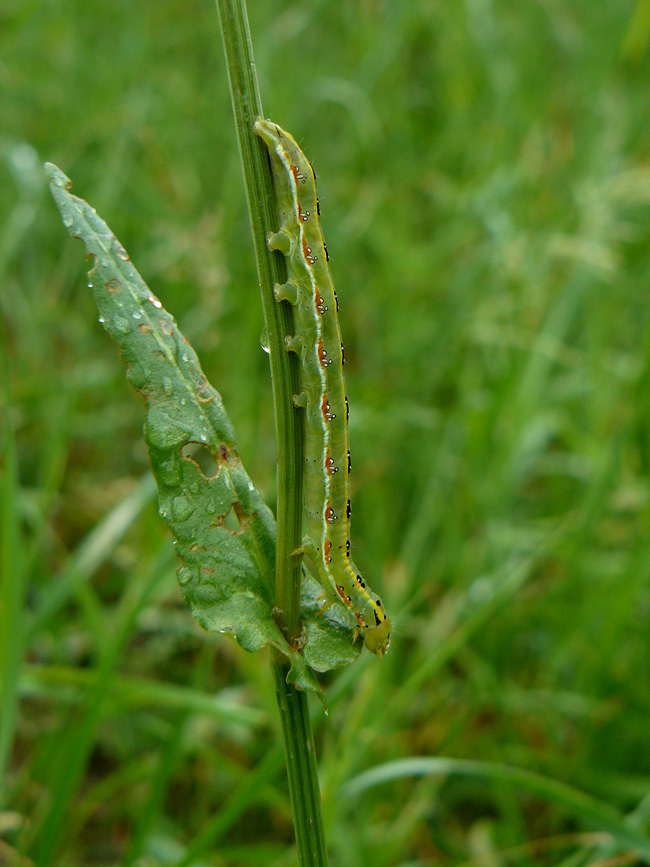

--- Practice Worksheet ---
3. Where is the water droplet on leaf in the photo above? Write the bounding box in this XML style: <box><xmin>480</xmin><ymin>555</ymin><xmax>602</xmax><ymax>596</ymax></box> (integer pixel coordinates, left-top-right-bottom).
<box><xmin>172</xmin><ymin>496</ymin><xmax>193</xmax><ymax>522</ymax></box>
<box><xmin>177</xmin><ymin>566</ymin><xmax>194</xmax><ymax>586</ymax></box>
<box><xmin>114</xmin><ymin>241</ymin><xmax>130</xmax><ymax>261</ymax></box>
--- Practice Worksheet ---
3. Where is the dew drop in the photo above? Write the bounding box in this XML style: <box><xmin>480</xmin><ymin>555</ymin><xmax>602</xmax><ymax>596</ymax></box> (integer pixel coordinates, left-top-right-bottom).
<box><xmin>260</xmin><ymin>326</ymin><xmax>270</xmax><ymax>354</ymax></box>
<box><xmin>132</xmin><ymin>310</ymin><xmax>142</xmax><ymax>320</ymax></box>
<box><xmin>177</xmin><ymin>566</ymin><xmax>194</xmax><ymax>586</ymax></box>
<box><xmin>98</xmin><ymin>316</ymin><xmax>105</xmax><ymax>324</ymax></box>
<box><xmin>114</xmin><ymin>241</ymin><xmax>130</xmax><ymax>261</ymax></box>
<box><xmin>172</xmin><ymin>495</ymin><xmax>193</xmax><ymax>521</ymax></box>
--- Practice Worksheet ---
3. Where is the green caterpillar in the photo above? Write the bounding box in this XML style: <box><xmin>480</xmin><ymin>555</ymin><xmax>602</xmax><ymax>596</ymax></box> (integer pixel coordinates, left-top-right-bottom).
<box><xmin>255</xmin><ymin>119</ymin><xmax>391</xmax><ymax>656</ymax></box>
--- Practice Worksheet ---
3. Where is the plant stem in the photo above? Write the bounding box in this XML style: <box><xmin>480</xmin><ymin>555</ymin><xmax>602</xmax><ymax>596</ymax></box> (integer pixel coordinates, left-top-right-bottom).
<box><xmin>272</xmin><ymin>651</ymin><xmax>329</xmax><ymax>867</ymax></box>
<box><xmin>214</xmin><ymin>0</ymin><xmax>303</xmax><ymax>641</ymax></box>
<box><xmin>214</xmin><ymin>1</ymin><xmax>329</xmax><ymax>864</ymax></box>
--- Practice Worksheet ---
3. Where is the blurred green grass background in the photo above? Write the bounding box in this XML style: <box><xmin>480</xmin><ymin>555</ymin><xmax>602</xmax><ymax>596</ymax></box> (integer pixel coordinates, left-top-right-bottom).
<box><xmin>4</xmin><ymin>0</ymin><xmax>650</xmax><ymax>864</ymax></box>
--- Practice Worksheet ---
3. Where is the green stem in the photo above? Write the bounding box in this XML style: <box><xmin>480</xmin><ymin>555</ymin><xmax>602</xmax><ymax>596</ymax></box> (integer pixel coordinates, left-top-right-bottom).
<box><xmin>214</xmin><ymin>0</ymin><xmax>302</xmax><ymax>641</ymax></box>
<box><xmin>272</xmin><ymin>651</ymin><xmax>329</xmax><ymax>867</ymax></box>
<box><xmin>214</xmin><ymin>2</ymin><xmax>329</xmax><ymax>865</ymax></box>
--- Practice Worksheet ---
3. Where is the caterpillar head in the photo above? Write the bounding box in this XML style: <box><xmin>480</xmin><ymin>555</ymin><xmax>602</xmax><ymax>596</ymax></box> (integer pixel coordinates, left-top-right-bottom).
<box><xmin>363</xmin><ymin>617</ymin><xmax>391</xmax><ymax>657</ymax></box>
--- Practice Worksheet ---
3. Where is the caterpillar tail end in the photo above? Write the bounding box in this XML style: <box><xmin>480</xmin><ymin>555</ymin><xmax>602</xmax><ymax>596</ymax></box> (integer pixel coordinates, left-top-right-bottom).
<box><xmin>362</xmin><ymin>617</ymin><xmax>391</xmax><ymax>657</ymax></box>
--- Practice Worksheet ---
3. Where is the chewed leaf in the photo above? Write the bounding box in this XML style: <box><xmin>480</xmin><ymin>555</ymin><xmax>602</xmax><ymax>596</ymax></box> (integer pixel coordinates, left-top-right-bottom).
<box><xmin>46</xmin><ymin>163</ymin><xmax>357</xmax><ymax>691</ymax></box>
<box><xmin>300</xmin><ymin>573</ymin><xmax>360</xmax><ymax>671</ymax></box>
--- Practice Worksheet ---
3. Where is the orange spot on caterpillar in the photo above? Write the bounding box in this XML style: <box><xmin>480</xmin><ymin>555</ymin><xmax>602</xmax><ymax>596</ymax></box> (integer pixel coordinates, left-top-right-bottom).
<box><xmin>325</xmin><ymin>501</ymin><xmax>337</xmax><ymax>524</ymax></box>
<box><xmin>298</xmin><ymin>203</ymin><xmax>310</xmax><ymax>222</ymax></box>
<box><xmin>302</xmin><ymin>238</ymin><xmax>317</xmax><ymax>264</ymax></box>
<box><xmin>324</xmin><ymin>539</ymin><xmax>332</xmax><ymax>563</ymax></box>
<box><xmin>290</xmin><ymin>163</ymin><xmax>307</xmax><ymax>185</ymax></box>
<box><xmin>318</xmin><ymin>338</ymin><xmax>332</xmax><ymax>368</ymax></box>
<box><xmin>336</xmin><ymin>586</ymin><xmax>358</xmax><ymax>621</ymax></box>
<box><xmin>321</xmin><ymin>393</ymin><xmax>335</xmax><ymax>422</ymax></box>
<box><xmin>325</xmin><ymin>446</ymin><xmax>338</xmax><ymax>474</ymax></box>
<box><xmin>314</xmin><ymin>285</ymin><xmax>327</xmax><ymax>314</ymax></box>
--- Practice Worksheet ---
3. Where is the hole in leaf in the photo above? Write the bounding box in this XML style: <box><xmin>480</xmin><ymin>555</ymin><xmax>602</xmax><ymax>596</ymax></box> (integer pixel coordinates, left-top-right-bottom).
<box><xmin>181</xmin><ymin>442</ymin><xmax>219</xmax><ymax>478</ymax></box>
<box><xmin>223</xmin><ymin>507</ymin><xmax>243</xmax><ymax>533</ymax></box>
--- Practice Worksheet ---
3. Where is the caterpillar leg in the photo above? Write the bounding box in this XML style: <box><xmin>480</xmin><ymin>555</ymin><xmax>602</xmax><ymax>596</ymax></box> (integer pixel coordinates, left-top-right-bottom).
<box><xmin>284</xmin><ymin>335</ymin><xmax>305</xmax><ymax>357</ymax></box>
<box><xmin>317</xmin><ymin>593</ymin><xmax>335</xmax><ymax>615</ymax></box>
<box><xmin>315</xmin><ymin>589</ymin><xmax>342</xmax><ymax>617</ymax></box>
<box><xmin>293</xmin><ymin>392</ymin><xmax>308</xmax><ymax>409</ymax></box>
<box><xmin>267</xmin><ymin>230</ymin><xmax>292</xmax><ymax>256</ymax></box>
<box><xmin>289</xmin><ymin>544</ymin><xmax>305</xmax><ymax>562</ymax></box>
<box><xmin>274</xmin><ymin>281</ymin><xmax>300</xmax><ymax>305</ymax></box>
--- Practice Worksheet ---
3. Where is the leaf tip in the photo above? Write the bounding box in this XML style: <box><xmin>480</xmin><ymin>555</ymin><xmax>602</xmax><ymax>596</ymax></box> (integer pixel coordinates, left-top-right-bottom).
<box><xmin>44</xmin><ymin>162</ymin><xmax>72</xmax><ymax>190</ymax></box>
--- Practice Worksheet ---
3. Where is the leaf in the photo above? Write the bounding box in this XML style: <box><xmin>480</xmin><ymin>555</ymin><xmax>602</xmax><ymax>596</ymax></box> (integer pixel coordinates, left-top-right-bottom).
<box><xmin>46</xmin><ymin>163</ymin><xmax>359</xmax><ymax>693</ymax></box>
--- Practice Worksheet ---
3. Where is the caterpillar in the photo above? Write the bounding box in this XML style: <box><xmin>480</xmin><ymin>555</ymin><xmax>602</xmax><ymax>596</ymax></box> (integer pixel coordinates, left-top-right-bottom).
<box><xmin>255</xmin><ymin>118</ymin><xmax>391</xmax><ymax>656</ymax></box>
